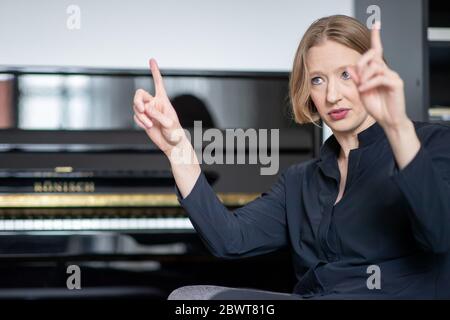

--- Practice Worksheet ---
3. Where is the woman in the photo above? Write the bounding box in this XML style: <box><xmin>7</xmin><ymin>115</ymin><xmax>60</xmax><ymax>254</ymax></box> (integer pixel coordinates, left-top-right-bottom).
<box><xmin>133</xmin><ymin>15</ymin><xmax>450</xmax><ymax>299</ymax></box>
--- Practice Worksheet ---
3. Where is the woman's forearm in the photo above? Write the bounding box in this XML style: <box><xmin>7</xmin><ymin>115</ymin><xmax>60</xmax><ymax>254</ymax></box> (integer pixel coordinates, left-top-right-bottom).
<box><xmin>383</xmin><ymin>119</ymin><xmax>421</xmax><ymax>170</ymax></box>
<box><xmin>168</xmin><ymin>135</ymin><xmax>202</xmax><ymax>199</ymax></box>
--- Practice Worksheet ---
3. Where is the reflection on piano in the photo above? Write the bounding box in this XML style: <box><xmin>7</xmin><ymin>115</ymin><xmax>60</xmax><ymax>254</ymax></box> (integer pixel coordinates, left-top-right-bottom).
<box><xmin>0</xmin><ymin>67</ymin><xmax>318</xmax><ymax>299</ymax></box>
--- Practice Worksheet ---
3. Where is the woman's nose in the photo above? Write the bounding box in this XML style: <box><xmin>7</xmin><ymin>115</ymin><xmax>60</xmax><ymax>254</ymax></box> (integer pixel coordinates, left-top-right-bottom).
<box><xmin>326</xmin><ymin>82</ymin><xmax>343</xmax><ymax>104</ymax></box>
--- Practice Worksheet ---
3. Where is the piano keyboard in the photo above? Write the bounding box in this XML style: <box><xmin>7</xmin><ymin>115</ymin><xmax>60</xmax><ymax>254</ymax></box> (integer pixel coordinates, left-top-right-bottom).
<box><xmin>0</xmin><ymin>207</ymin><xmax>197</xmax><ymax>232</ymax></box>
<box><xmin>0</xmin><ymin>217</ymin><xmax>194</xmax><ymax>231</ymax></box>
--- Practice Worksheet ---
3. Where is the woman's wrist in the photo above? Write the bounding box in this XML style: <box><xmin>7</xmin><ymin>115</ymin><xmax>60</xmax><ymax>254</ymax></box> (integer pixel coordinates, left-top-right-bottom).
<box><xmin>166</xmin><ymin>134</ymin><xmax>199</xmax><ymax>166</ymax></box>
<box><xmin>381</xmin><ymin>117</ymin><xmax>413</xmax><ymax>137</ymax></box>
<box><xmin>382</xmin><ymin>118</ymin><xmax>421</xmax><ymax>170</ymax></box>
<box><xmin>168</xmin><ymin>135</ymin><xmax>202</xmax><ymax>199</ymax></box>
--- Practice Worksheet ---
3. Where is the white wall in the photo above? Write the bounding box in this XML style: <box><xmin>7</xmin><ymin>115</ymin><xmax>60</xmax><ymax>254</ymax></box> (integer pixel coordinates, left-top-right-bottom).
<box><xmin>0</xmin><ymin>0</ymin><xmax>353</xmax><ymax>71</ymax></box>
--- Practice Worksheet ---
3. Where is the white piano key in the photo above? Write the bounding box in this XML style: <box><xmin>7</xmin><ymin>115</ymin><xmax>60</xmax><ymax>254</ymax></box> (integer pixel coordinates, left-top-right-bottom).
<box><xmin>4</xmin><ymin>220</ymin><xmax>14</xmax><ymax>230</ymax></box>
<box><xmin>107</xmin><ymin>219</ymin><xmax>118</xmax><ymax>229</ymax></box>
<box><xmin>54</xmin><ymin>219</ymin><xmax>64</xmax><ymax>230</ymax></box>
<box><xmin>42</xmin><ymin>220</ymin><xmax>52</xmax><ymax>230</ymax></box>
<box><xmin>24</xmin><ymin>220</ymin><xmax>34</xmax><ymax>230</ymax></box>
<box><xmin>128</xmin><ymin>218</ymin><xmax>139</xmax><ymax>229</ymax></box>
<box><xmin>34</xmin><ymin>219</ymin><xmax>44</xmax><ymax>230</ymax></box>
<box><xmin>15</xmin><ymin>220</ymin><xmax>25</xmax><ymax>230</ymax></box>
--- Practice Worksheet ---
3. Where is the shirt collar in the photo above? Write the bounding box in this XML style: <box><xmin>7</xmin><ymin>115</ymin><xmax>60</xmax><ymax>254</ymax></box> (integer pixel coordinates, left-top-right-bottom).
<box><xmin>319</xmin><ymin>121</ymin><xmax>385</xmax><ymax>160</ymax></box>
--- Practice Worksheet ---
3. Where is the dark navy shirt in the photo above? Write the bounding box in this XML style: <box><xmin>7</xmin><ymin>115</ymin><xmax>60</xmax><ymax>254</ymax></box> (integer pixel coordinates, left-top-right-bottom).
<box><xmin>175</xmin><ymin>121</ymin><xmax>450</xmax><ymax>299</ymax></box>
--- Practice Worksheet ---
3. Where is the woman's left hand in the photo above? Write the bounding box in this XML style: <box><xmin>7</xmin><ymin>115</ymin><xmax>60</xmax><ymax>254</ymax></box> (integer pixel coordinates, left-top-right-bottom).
<box><xmin>349</xmin><ymin>21</ymin><xmax>421</xmax><ymax>169</ymax></box>
<box><xmin>348</xmin><ymin>21</ymin><xmax>410</xmax><ymax>130</ymax></box>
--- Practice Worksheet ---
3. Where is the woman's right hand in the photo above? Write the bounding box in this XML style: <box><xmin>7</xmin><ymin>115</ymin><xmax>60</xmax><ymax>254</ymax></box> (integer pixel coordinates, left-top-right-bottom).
<box><xmin>133</xmin><ymin>58</ymin><xmax>187</xmax><ymax>157</ymax></box>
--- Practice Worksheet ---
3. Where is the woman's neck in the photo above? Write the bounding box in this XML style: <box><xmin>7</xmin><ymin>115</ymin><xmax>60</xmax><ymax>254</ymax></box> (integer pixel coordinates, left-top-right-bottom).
<box><xmin>333</xmin><ymin>116</ymin><xmax>376</xmax><ymax>159</ymax></box>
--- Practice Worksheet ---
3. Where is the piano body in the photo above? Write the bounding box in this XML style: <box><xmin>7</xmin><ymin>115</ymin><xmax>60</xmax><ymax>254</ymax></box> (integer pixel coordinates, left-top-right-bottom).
<box><xmin>0</xmin><ymin>67</ymin><xmax>319</xmax><ymax>299</ymax></box>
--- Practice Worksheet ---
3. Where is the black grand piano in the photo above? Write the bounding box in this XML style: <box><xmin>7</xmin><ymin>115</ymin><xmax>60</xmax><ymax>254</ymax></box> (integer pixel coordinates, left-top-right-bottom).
<box><xmin>0</xmin><ymin>67</ymin><xmax>320</xmax><ymax>299</ymax></box>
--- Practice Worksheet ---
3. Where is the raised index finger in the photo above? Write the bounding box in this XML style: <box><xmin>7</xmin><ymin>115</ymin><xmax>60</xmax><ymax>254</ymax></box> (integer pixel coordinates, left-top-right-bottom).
<box><xmin>149</xmin><ymin>58</ymin><xmax>166</xmax><ymax>96</ymax></box>
<box><xmin>371</xmin><ymin>21</ymin><xmax>383</xmax><ymax>55</ymax></box>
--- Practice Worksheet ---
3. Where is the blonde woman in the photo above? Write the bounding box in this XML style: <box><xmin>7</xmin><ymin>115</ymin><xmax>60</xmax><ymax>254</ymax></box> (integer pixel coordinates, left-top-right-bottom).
<box><xmin>133</xmin><ymin>15</ymin><xmax>450</xmax><ymax>299</ymax></box>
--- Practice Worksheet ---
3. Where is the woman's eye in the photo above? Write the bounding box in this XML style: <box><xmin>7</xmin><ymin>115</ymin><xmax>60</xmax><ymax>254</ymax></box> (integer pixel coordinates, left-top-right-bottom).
<box><xmin>311</xmin><ymin>77</ymin><xmax>322</xmax><ymax>85</ymax></box>
<box><xmin>342</xmin><ymin>70</ymin><xmax>351</xmax><ymax>80</ymax></box>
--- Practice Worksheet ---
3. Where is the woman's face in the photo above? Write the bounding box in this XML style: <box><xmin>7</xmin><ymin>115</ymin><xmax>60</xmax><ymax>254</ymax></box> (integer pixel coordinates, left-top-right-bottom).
<box><xmin>306</xmin><ymin>39</ymin><xmax>372</xmax><ymax>134</ymax></box>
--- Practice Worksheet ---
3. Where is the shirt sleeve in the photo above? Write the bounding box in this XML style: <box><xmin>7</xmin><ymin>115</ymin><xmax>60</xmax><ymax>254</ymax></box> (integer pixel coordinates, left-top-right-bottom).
<box><xmin>391</xmin><ymin>124</ymin><xmax>450</xmax><ymax>253</ymax></box>
<box><xmin>174</xmin><ymin>168</ymin><xmax>289</xmax><ymax>259</ymax></box>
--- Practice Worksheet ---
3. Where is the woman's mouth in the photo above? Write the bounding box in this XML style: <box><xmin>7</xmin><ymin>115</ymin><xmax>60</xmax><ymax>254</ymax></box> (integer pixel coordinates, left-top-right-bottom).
<box><xmin>328</xmin><ymin>108</ymin><xmax>350</xmax><ymax>121</ymax></box>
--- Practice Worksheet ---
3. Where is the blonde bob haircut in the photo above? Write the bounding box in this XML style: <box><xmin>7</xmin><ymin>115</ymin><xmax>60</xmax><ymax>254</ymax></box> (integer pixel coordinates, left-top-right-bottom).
<box><xmin>289</xmin><ymin>15</ymin><xmax>375</xmax><ymax>125</ymax></box>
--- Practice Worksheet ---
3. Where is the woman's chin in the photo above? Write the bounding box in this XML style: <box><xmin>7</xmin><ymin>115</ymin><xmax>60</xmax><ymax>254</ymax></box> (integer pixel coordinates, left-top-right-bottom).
<box><xmin>326</xmin><ymin>117</ymin><xmax>361</xmax><ymax>134</ymax></box>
